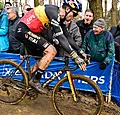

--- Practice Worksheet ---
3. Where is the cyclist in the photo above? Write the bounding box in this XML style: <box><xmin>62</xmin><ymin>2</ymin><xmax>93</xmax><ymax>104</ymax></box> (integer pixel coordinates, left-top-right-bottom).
<box><xmin>55</xmin><ymin>1</ymin><xmax>89</xmax><ymax>61</ymax></box>
<box><xmin>15</xmin><ymin>0</ymin><xmax>86</xmax><ymax>94</ymax></box>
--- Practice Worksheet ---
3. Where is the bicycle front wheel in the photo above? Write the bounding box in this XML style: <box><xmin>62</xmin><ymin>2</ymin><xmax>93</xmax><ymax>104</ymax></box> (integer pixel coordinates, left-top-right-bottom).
<box><xmin>52</xmin><ymin>74</ymin><xmax>104</xmax><ymax>115</ymax></box>
<box><xmin>0</xmin><ymin>60</ymin><xmax>28</xmax><ymax>104</ymax></box>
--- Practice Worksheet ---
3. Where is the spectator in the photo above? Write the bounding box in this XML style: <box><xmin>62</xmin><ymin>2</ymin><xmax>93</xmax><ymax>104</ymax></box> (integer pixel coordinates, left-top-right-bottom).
<box><xmin>109</xmin><ymin>20</ymin><xmax>120</xmax><ymax>38</ymax></box>
<box><xmin>82</xmin><ymin>18</ymin><xmax>114</xmax><ymax>70</ymax></box>
<box><xmin>0</xmin><ymin>1</ymin><xmax>9</xmax><ymax>52</ymax></box>
<box><xmin>110</xmin><ymin>21</ymin><xmax>120</xmax><ymax>63</ymax></box>
<box><xmin>4</xmin><ymin>2</ymin><xmax>12</xmax><ymax>11</ymax></box>
<box><xmin>114</xmin><ymin>36</ymin><xmax>120</xmax><ymax>63</ymax></box>
<box><xmin>22</xmin><ymin>4</ymin><xmax>32</xmax><ymax>16</ymax></box>
<box><xmin>56</xmin><ymin>6</ymin><xmax>82</xmax><ymax>57</ymax></box>
<box><xmin>7</xmin><ymin>6</ymin><xmax>22</xmax><ymax>54</ymax></box>
<box><xmin>15</xmin><ymin>1</ymin><xmax>86</xmax><ymax>93</ymax></box>
<box><xmin>76</xmin><ymin>9</ymin><xmax>94</xmax><ymax>42</ymax></box>
<box><xmin>66</xmin><ymin>14</ymin><xmax>82</xmax><ymax>47</ymax></box>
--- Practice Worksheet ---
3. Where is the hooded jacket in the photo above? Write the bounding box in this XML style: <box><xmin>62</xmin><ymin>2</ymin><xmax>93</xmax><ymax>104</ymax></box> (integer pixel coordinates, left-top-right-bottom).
<box><xmin>0</xmin><ymin>10</ymin><xmax>9</xmax><ymax>52</ymax></box>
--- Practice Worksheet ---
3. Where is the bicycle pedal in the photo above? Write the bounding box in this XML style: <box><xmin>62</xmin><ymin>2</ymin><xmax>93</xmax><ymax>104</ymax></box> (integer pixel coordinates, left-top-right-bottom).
<box><xmin>29</xmin><ymin>80</ymin><xmax>48</xmax><ymax>94</ymax></box>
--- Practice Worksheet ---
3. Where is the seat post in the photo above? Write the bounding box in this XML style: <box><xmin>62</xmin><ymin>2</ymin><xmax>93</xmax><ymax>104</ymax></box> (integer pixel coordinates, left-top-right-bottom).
<box><xmin>65</xmin><ymin>56</ymin><xmax>69</xmax><ymax>67</ymax></box>
<box><xmin>25</xmin><ymin>48</ymin><xmax>32</xmax><ymax>80</ymax></box>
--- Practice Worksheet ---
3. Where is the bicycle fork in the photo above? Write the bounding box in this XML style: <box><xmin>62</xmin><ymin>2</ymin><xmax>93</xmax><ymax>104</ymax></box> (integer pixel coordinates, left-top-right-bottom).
<box><xmin>66</xmin><ymin>71</ymin><xmax>77</xmax><ymax>102</ymax></box>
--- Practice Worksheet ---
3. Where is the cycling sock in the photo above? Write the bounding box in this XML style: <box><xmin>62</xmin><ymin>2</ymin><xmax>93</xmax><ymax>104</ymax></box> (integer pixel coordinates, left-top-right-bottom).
<box><xmin>33</xmin><ymin>69</ymin><xmax>44</xmax><ymax>83</ymax></box>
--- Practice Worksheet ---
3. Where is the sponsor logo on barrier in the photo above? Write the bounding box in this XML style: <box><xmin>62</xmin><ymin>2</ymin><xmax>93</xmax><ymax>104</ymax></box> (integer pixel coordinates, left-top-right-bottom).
<box><xmin>41</xmin><ymin>71</ymin><xmax>105</xmax><ymax>85</ymax></box>
<box><xmin>41</xmin><ymin>71</ymin><xmax>62</xmax><ymax>80</ymax></box>
<box><xmin>77</xmin><ymin>75</ymin><xmax>105</xmax><ymax>84</ymax></box>
<box><xmin>1</xmin><ymin>68</ymin><xmax>105</xmax><ymax>85</ymax></box>
<box><xmin>1</xmin><ymin>68</ymin><xmax>22</xmax><ymax>76</ymax></box>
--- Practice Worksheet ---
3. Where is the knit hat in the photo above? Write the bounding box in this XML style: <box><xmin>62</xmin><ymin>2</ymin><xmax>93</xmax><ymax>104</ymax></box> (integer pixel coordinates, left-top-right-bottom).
<box><xmin>0</xmin><ymin>2</ymin><xmax>3</xmax><ymax>10</ymax></box>
<box><xmin>93</xmin><ymin>18</ymin><xmax>106</xmax><ymax>28</ymax></box>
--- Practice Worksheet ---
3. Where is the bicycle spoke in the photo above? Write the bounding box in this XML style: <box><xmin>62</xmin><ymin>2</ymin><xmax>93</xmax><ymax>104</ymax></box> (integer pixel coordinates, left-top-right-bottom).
<box><xmin>0</xmin><ymin>60</ymin><xmax>28</xmax><ymax>104</ymax></box>
<box><xmin>52</xmin><ymin>75</ymin><xmax>103</xmax><ymax>115</ymax></box>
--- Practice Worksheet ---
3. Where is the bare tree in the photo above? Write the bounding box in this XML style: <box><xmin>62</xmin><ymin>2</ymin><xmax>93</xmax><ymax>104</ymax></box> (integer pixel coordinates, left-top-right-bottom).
<box><xmin>104</xmin><ymin>0</ymin><xmax>107</xmax><ymax>19</ymax></box>
<box><xmin>88</xmin><ymin>0</ymin><xmax>103</xmax><ymax>21</ymax></box>
<box><xmin>111</xmin><ymin>0</ymin><xmax>118</xmax><ymax>26</ymax></box>
<box><xmin>49</xmin><ymin>0</ymin><xmax>52</xmax><ymax>4</ymax></box>
<box><xmin>34</xmin><ymin>0</ymin><xmax>39</xmax><ymax>7</ymax></box>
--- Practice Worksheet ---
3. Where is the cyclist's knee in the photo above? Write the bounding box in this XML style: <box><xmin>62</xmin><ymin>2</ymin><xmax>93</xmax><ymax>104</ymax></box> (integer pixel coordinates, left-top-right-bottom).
<box><xmin>45</xmin><ymin>44</ymin><xmax>57</xmax><ymax>56</ymax></box>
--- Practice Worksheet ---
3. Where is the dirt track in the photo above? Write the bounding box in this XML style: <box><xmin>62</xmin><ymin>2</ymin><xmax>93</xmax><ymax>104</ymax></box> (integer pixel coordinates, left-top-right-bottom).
<box><xmin>0</xmin><ymin>93</ymin><xmax>120</xmax><ymax>115</ymax></box>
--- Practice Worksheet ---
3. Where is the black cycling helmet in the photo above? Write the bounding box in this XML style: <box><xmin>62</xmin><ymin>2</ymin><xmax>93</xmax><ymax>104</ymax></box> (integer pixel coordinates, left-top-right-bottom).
<box><xmin>63</xmin><ymin>0</ymin><xmax>82</xmax><ymax>12</ymax></box>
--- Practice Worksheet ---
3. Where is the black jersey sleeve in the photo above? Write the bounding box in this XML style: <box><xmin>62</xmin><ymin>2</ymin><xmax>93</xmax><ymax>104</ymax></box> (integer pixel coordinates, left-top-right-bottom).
<box><xmin>45</xmin><ymin>5</ymin><xmax>63</xmax><ymax>37</ymax></box>
<box><xmin>45</xmin><ymin>5</ymin><xmax>74</xmax><ymax>54</ymax></box>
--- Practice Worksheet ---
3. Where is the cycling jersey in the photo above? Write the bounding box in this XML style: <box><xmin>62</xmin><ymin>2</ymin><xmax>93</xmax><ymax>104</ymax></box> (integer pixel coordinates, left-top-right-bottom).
<box><xmin>20</xmin><ymin>5</ymin><xmax>50</xmax><ymax>33</ymax></box>
<box><xmin>20</xmin><ymin>5</ymin><xmax>59</xmax><ymax>34</ymax></box>
<box><xmin>18</xmin><ymin>5</ymin><xmax>74</xmax><ymax>54</ymax></box>
<box><xmin>15</xmin><ymin>4</ymin><xmax>86</xmax><ymax>72</ymax></box>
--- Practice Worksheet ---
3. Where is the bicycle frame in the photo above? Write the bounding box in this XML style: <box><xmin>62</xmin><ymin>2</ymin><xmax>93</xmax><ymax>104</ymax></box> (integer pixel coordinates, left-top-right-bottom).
<box><xmin>16</xmin><ymin>54</ymin><xmax>78</xmax><ymax>101</ymax></box>
<box><xmin>0</xmin><ymin>52</ymin><xmax>104</xmax><ymax>114</ymax></box>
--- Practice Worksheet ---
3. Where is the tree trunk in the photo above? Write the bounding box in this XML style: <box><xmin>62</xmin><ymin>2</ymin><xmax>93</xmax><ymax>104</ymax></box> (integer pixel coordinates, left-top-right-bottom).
<box><xmin>111</xmin><ymin>0</ymin><xmax>117</xmax><ymax>26</ymax></box>
<box><xmin>49</xmin><ymin>0</ymin><xmax>52</xmax><ymax>4</ymax></box>
<box><xmin>104</xmin><ymin>0</ymin><xmax>107</xmax><ymax>19</ymax></box>
<box><xmin>34</xmin><ymin>0</ymin><xmax>39</xmax><ymax>7</ymax></box>
<box><xmin>88</xmin><ymin>0</ymin><xmax>103</xmax><ymax>21</ymax></box>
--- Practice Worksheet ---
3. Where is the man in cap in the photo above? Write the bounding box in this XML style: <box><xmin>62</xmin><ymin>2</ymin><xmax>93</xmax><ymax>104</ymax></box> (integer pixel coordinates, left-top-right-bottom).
<box><xmin>81</xmin><ymin>18</ymin><xmax>114</xmax><ymax>70</ymax></box>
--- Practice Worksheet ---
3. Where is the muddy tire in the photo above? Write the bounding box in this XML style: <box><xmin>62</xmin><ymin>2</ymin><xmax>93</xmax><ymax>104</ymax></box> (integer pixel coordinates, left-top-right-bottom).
<box><xmin>52</xmin><ymin>74</ymin><xmax>104</xmax><ymax>115</ymax></box>
<box><xmin>0</xmin><ymin>60</ymin><xmax>28</xmax><ymax>104</ymax></box>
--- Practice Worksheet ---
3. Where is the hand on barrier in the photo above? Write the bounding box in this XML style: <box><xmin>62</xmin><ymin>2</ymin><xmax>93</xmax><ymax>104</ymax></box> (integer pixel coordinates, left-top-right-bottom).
<box><xmin>78</xmin><ymin>50</ymin><xmax>91</xmax><ymax>64</ymax></box>
<box><xmin>82</xmin><ymin>53</ymin><xmax>91</xmax><ymax>64</ymax></box>
<box><xmin>20</xmin><ymin>54</ymin><xmax>25</xmax><ymax>59</ymax></box>
<box><xmin>99</xmin><ymin>62</ymin><xmax>107</xmax><ymax>70</ymax></box>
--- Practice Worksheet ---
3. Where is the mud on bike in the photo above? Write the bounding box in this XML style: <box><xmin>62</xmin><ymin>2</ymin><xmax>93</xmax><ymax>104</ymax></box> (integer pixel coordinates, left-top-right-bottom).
<box><xmin>0</xmin><ymin>51</ymin><xmax>104</xmax><ymax>115</ymax></box>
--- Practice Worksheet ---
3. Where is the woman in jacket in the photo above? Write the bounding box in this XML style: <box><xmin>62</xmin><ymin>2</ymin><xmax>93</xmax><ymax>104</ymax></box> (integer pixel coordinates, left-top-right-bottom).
<box><xmin>0</xmin><ymin>2</ymin><xmax>9</xmax><ymax>52</ymax></box>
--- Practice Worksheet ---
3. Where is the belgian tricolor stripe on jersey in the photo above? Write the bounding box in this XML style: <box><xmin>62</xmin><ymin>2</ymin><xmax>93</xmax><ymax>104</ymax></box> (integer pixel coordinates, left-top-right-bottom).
<box><xmin>20</xmin><ymin>5</ymin><xmax>50</xmax><ymax>33</ymax></box>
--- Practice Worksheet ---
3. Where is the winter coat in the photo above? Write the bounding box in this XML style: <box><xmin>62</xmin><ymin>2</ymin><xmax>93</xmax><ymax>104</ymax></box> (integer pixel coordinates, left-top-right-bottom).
<box><xmin>76</xmin><ymin>19</ymin><xmax>93</xmax><ymax>42</ymax></box>
<box><xmin>56</xmin><ymin>21</ymin><xmax>82</xmax><ymax>57</ymax></box>
<box><xmin>8</xmin><ymin>16</ymin><xmax>21</xmax><ymax>53</ymax></box>
<box><xmin>0</xmin><ymin>10</ymin><xmax>9</xmax><ymax>52</ymax></box>
<box><xmin>109</xmin><ymin>25</ymin><xmax>120</xmax><ymax>38</ymax></box>
<box><xmin>67</xmin><ymin>21</ymin><xmax>82</xmax><ymax>47</ymax></box>
<box><xmin>109</xmin><ymin>25</ymin><xmax>120</xmax><ymax>62</ymax></box>
<box><xmin>82</xmin><ymin>29</ymin><xmax>114</xmax><ymax>64</ymax></box>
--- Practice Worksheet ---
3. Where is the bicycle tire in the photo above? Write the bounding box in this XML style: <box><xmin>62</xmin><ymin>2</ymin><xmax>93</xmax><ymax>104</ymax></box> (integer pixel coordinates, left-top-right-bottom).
<box><xmin>0</xmin><ymin>60</ymin><xmax>28</xmax><ymax>104</ymax></box>
<box><xmin>52</xmin><ymin>74</ymin><xmax>104</xmax><ymax>115</ymax></box>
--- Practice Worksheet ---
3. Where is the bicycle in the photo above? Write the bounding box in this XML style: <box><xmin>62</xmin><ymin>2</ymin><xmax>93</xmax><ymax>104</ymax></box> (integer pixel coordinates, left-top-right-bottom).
<box><xmin>0</xmin><ymin>50</ymin><xmax>104</xmax><ymax>115</ymax></box>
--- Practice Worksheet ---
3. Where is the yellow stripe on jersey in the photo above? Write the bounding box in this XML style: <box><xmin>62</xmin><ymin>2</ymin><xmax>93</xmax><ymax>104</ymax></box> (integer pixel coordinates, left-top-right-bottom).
<box><xmin>34</xmin><ymin>5</ymin><xmax>50</xmax><ymax>29</ymax></box>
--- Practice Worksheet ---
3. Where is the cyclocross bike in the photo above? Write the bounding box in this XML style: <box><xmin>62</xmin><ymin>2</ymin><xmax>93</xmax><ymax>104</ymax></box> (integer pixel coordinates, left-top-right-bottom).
<box><xmin>0</xmin><ymin>50</ymin><xmax>104</xmax><ymax>115</ymax></box>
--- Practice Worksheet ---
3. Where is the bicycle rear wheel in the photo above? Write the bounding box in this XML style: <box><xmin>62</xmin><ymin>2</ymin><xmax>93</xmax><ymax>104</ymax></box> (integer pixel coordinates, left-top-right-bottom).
<box><xmin>52</xmin><ymin>74</ymin><xmax>104</xmax><ymax>115</ymax></box>
<box><xmin>0</xmin><ymin>60</ymin><xmax>28</xmax><ymax>104</ymax></box>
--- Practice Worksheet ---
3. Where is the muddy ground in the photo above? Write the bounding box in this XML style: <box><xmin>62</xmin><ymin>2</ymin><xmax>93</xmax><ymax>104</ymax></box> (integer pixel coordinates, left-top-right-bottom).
<box><xmin>0</xmin><ymin>92</ymin><xmax>120</xmax><ymax>115</ymax></box>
